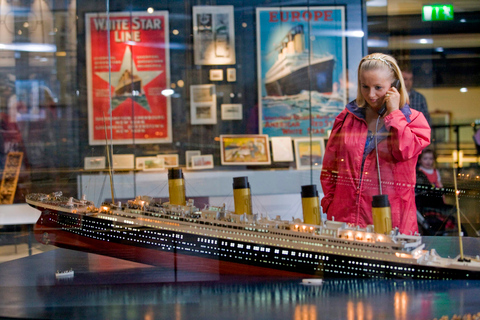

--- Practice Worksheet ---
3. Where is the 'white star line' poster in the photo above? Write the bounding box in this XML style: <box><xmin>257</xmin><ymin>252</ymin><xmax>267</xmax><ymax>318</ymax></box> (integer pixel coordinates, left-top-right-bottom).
<box><xmin>86</xmin><ymin>11</ymin><xmax>172</xmax><ymax>145</ymax></box>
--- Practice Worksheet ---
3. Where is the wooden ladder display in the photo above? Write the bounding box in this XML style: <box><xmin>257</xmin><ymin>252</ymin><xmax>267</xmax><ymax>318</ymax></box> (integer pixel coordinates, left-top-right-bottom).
<box><xmin>0</xmin><ymin>152</ymin><xmax>23</xmax><ymax>204</ymax></box>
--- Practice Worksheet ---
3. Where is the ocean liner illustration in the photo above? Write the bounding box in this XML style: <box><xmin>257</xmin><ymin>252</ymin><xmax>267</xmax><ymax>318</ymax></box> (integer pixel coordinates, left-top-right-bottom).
<box><xmin>26</xmin><ymin>168</ymin><xmax>480</xmax><ymax>279</ymax></box>
<box><xmin>115</xmin><ymin>69</ymin><xmax>142</xmax><ymax>96</ymax></box>
<box><xmin>264</xmin><ymin>25</ymin><xmax>335</xmax><ymax>97</ymax></box>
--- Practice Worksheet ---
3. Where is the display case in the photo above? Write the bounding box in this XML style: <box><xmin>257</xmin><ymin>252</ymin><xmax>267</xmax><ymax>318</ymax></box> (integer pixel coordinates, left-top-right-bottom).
<box><xmin>1</xmin><ymin>0</ymin><xmax>480</xmax><ymax>319</ymax></box>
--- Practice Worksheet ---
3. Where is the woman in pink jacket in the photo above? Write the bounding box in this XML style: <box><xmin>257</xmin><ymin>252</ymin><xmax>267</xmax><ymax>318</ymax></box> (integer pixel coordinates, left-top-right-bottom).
<box><xmin>320</xmin><ymin>53</ymin><xmax>431</xmax><ymax>235</ymax></box>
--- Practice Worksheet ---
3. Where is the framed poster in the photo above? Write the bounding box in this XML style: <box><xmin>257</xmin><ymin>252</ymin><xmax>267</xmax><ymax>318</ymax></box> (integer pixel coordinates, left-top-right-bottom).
<box><xmin>191</xmin><ymin>155</ymin><xmax>214</xmax><ymax>170</ymax></box>
<box><xmin>190</xmin><ymin>84</ymin><xmax>217</xmax><ymax>125</ymax></box>
<box><xmin>221</xmin><ymin>104</ymin><xmax>242</xmax><ymax>120</ymax></box>
<box><xmin>86</xmin><ymin>11</ymin><xmax>172</xmax><ymax>145</ymax></box>
<box><xmin>271</xmin><ymin>137</ymin><xmax>294</xmax><ymax>162</ymax></box>
<box><xmin>157</xmin><ymin>154</ymin><xmax>179</xmax><ymax>168</ymax></box>
<box><xmin>256</xmin><ymin>7</ymin><xmax>346</xmax><ymax>138</ymax></box>
<box><xmin>193</xmin><ymin>6</ymin><xmax>236</xmax><ymax>65</ymax></box>
<box><xmin>220</xmin><ymin>134</ymin><xmax>271</xmax><ymax>165</ymax></box>
<box><xmin>294</xmin><ymin>138</ymin><xmax>325</xmax><ymax>170</ymax></box>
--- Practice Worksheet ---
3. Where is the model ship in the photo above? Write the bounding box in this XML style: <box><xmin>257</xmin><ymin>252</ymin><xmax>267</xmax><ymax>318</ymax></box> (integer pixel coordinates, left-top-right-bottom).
<box><xmin>26</xmin><ymin>168</ymin><xmax>480</xmax><ymax>279</ymax></box>
<box><xmin>264</xmin><ymin>25</ymin><xmax>335</xmax><ymax>96</ymax></box>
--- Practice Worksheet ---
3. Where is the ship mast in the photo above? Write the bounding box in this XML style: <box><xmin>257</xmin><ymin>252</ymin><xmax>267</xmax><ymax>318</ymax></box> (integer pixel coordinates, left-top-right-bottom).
<box><xmin>103</xmin><ymin>114</ymin><xmax>115</xmax><ymax>204</ymax></box>
<box><xmin>453</xmin><ymin>163</ymin><xmax>464</xmax><ymax>261</ymax></box>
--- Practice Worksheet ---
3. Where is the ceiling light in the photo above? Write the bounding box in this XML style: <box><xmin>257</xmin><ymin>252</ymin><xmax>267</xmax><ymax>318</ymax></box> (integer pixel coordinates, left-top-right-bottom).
<box><xmin>460</xmin><ymin>88</ymin><xmax>467</xmax><ymax>93</ymax></box>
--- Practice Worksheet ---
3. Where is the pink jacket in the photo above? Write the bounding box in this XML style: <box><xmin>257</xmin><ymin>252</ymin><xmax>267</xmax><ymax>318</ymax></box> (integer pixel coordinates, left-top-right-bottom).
<box><xmin>320</xmin><ymin>101</ymin><xmax>431</xmax><ymax>234</ymax></box>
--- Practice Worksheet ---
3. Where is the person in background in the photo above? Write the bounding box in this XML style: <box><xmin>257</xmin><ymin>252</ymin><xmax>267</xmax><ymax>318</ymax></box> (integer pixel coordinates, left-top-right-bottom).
<box><xmin>415</xmin><ymin>149</ymin><xmax>456</xmax><ymax>235</ymax></box>
<box><xmin>401</xmin><ymin>68</ymin><xmax>431</xmax><ymax>126</ymax></box>
<box><xmin>417</xmin><ymin>149</ymin><xmax>442</xmax><ymax>189</ymax></box>
<box><xmin>320</xmin><ymin>53</ymin><xmax>431</xmax><ymax>235</ymax></box>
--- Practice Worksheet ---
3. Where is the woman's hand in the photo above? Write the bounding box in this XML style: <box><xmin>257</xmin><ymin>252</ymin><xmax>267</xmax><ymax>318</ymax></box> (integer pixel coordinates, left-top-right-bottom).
<box><xmin>384</xmin><ymin>86</ymin><xmax>400</xmax><ymax>116</ymax></box>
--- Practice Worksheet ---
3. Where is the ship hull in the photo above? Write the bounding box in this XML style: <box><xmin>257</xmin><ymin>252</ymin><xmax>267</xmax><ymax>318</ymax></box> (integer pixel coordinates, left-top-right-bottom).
<box><xmin>265</xmin><ymin>58</ymin><xmax>335</xmax><ymax>96</ymax></box>
<box><xmin>32</xmin><ymin>206</ymin><xmax>480</xmax><ymax>280</ymax></box>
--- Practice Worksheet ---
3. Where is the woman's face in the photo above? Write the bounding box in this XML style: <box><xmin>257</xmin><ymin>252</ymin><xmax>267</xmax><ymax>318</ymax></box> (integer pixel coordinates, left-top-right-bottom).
<box><xmin>360</xmin><ymin>68</ymin><xmax>392</xmax><ymax>110</ymax></box>
<box><xmin>420</xmin><ymin>152</ymin><xmax>434</xmax><ymax>169</ymax></box>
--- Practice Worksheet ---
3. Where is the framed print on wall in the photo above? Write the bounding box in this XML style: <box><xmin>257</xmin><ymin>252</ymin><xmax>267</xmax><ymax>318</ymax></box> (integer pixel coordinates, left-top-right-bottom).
<box><xmin>84</xmin><ymin>156</ymin><xmax>106</xmax><ymax>170</ymax></box>
<box><xmin>209</xmin><ymin>69</ymin><xmax>223</xmax><ymax>81</ymax></box>
<box><xmin>190</xmin><ymin>84</ymin><xmax>217</xmax><ymax>125</ymax></box>
<box><xmin>191</xmin><ymin>155</ymin><xmax>214</xmax><ymax>170</ymax></box>
<box><xmin>294</xmin><ymin>138</ymin><xmax>325</xmax><ymax>170</ymax></box>
<box><xmin>112</xmin><ymin>154</ymin><xmax>135</xmax><ymax>170</ymax></box>
<box><xmin>136</xmin><ymin>156</ymin><xmax>164</xmax><ymax>170</ymax></box>
<box><xmin>221</xmin><ymin>104</ymin><xmax>242</xmax><ymax>120</ymax></box>
<box><xmin>271</xmin><ymin>137</ymin><xmax>294</xmax><ymax>162</ymax></box>
<box><xmin>220</xmin><ymin>134</ymin><xmax>271</xmax><ymax>165</ymax></box>
<box><xmin>256</xmin><ymin>7</ymin><xmax>346</xmax><ymax>138</ymax></box>
<box><xmin>157</xmin><ymin>154</ymin><xmax>179</xmax><ymax>168</ymax></box>
<box><xmin>193</xmin><ymin>5</ymin><xmax>236</xmax><ymax>65</ymax></box>
<box><xmin>186</xmin><ymin>150</ymin><xmax>201</xmax><ymax>169</ymax></box>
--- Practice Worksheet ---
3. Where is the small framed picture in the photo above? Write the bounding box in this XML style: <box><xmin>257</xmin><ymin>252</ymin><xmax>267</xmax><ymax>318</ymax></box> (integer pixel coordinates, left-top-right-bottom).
<box><xmin>294</xmin><ymin>138</ymin><xmax>325</xmax><ymax>170</ymax></box>
<box><xmin>220</xmin><ymin>134</ymin><xmax>271</xmax><ymax>165</ymax></box>
<box><xmin>209</xmin><ymin>69</ymin><xmax>223</xmax><ymax>81</ymax></box>
<box><xmin>143</xmin><ymin>157</ymin><xmax>165</xmax><ymax>171</ymax></box>
<box><xmin>190</xmin><ymin>84</ymin><xmax>217</xmax><ymax>125</ymax></box>
<box><xmin>186</xmin><ymin>150</ymin><xmax>201</xmax><ymax>169</ymax></box>
<box><xmin>136</xmin><ymin>156</ymin><xmax>164</xmax><ymax>171</ymax></box>
<box><xmin>112</xmin><ymin>154</ymin><xmax>135</xmax><ymax>170</ymax></box>
<box><xmin>226</xmin><ymin>68</ymin><xmax>236</xmax><ymax>82</ymax></box>
<box><xmin>157</xmin><ymin>154</ymin><xmax>179</xmax><ymax>168</ymax></box>
<box><xmin>271</xmin><ymin>137</ymin><xmax>294</xmax><ymax>162</ymax></box>
<box><xmin>84</xmin><ymin>156</ymin><xmax>106</xmax><ymax>170</ymax></box>
<box><xmin>191</xmin><ymin>154</ymin><xmax>214</xmax><ymax>170</ymax></box>
<box><xmin>221</xmin><ymin>104</ymin><xmax>242</xmax><ymax>120</ymax></box>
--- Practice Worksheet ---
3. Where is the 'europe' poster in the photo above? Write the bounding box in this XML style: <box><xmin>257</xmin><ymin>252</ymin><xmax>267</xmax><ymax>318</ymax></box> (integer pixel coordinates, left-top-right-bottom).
<box><xmin>256</xmin><ymin>7</ymin><xmax>346</xmax><ymax>137</ymax></box>
<box><xmin>86</xmin><ymin>11</ymin><xmax>171</xmax><ymax>145</ymax></box>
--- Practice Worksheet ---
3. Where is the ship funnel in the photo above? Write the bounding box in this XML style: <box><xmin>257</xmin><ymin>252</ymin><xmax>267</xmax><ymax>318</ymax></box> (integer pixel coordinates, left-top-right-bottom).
<box><xmin>371</xmin><ymin>195</ymin><xmax>392</xmax><ymax>234</ymax></box>
<box><xmin>168</xmin><ymin>168</ymin><xmax>186</xmax><ymax>206</ymax></box>
<box><xmin>233</xmin><ymin>177</ymin><xmax>252</xmax><ymax>215</ymax></box>
<box><xmin>301</xmin><ymin>185</ymin><xmax>321</xmax><ymax>225</ymax></box>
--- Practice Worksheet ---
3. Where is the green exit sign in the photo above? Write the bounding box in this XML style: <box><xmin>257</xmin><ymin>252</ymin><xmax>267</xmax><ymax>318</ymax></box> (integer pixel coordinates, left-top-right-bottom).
<box><xmin>422</xmin><ymin>4</ymin><xmax>454</xmax><ymax>21</ymax></box>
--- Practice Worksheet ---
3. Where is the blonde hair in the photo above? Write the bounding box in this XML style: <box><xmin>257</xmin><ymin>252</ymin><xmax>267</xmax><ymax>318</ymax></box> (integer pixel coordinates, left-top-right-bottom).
<box><xmin>356</xmin><ymin>53</ymin><xmax>409</xmax><ymax>108</ymax></box>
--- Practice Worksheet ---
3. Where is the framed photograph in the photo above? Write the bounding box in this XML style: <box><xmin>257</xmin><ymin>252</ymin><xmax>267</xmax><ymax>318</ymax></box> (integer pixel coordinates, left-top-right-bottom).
<box><xmin>209</xmin><ymin>69</ymin><xmax>223</xmax><ymax>81</ymax></box>
<box><xmin>227</xmin><ymin>68</ymin><xmax>236</xmax><ymax>82</ymax></box>
<box><xmin>190</xmin><ymin>84</ymin><xmax>217</xmax><ymax>125</ymax></box>
<box><xmin>84</xmin><ymin>156</ymin><xmax>106</xmax><ymax>170</ymax></box>
<box><xmin>193</xmin><ymin>6</ymin><xmax>236</xmax><ymax>65</ymax></box>
<box><xmin>186</xmin><ymin>150</ymin><xmax>201</xmax><ymax>169</ymax></box>
<box><xmin>157</xmin><ymin>154</ymin><xmax>179</xmax><ymax>168</ymax></box>
<box><xmin>271</xmin><ymin>137</ymin><xmax>294</xmax><ymax>162</ymax></box>
<box><xmin>220</xmin><ymin>134</ymin><xmax>271</xmax><ymax>165</ymax></box>
<box><xmin>191</xmin><ymin>154</ymin><xmax>214</xmax><ymax>170</ymax></box>
<box><xmin>112</xmin><ymin>154</ymin><xmax>135</xmax><ymax>170</ymax></box>
<box><xmin>221</xmin><ymin>104</ymin><xmax>243</xmax><ymax>120</ymax></box>
<box><xmin>294</xmin><ymin>138</ymin><xmax>325</xmax><ymax>170</ymax></box>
